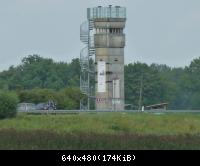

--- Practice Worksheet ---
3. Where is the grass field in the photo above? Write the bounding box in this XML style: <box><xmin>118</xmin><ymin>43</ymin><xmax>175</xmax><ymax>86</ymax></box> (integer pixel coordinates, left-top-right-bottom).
<box><xmin>1</xmin><ymin>112</ymin><xmax>200</xmax><ymax>149</ymax></box>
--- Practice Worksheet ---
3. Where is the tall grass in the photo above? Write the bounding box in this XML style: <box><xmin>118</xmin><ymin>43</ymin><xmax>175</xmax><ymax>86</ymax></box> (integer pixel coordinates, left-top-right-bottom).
<box><xmin>1</xmin><ymin>112</ymin><xmax>200</xmax><ymax>149</ymax></box>
<box><xmin>0</xmin><ymin>129</ymin><xmax>200</xmax><ymax>150</ymax></box>
<box><xmin>1</xmin><ymin>112</ymin><xmax>200</xmax><ymax>135</ymax></box>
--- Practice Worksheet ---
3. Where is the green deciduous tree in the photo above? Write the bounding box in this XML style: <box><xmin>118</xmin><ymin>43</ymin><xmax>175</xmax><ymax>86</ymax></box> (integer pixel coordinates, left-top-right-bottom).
<box><xmin>0</xmin><ymin>91</ymin><xmax>19</xmax><ymax>119</ymax></box>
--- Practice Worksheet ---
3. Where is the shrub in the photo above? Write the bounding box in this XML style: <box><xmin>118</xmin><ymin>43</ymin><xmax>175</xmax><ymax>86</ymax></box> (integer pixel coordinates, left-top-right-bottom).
<box><xmin>17</xmin><ymin>88</ymin><xmax>84</xmax><ymax>110</ymax></box>
<box><xmin>0</xmin><ymin>91</ymin><xmax>19</xmax><ymax>119</ymax></box>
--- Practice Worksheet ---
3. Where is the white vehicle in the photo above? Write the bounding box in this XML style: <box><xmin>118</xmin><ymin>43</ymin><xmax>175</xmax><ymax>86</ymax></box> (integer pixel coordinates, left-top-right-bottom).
<box><xmin>17</xmin><ymin>103</ymin><xmax>36</xmax><ymax>112</ymax></box>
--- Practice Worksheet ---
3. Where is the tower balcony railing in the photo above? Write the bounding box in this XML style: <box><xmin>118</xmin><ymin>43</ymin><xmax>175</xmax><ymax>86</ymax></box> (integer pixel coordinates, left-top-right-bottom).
<box><xmin>87</xmin><ymin>6</ymin><xmax>126</xmax><ymax>19</ymax></box>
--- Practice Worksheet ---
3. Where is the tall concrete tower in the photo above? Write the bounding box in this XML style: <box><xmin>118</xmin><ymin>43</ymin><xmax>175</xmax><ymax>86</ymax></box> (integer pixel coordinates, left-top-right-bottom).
<box><xmin>80</xmin><ymin>6</ymin><xmax>126</xmax><ymax>111</ymax></box>
<box><xmin>90</xmin><ymin>6</ymin><xmax>126</xmax><ymax>111</ymax></box>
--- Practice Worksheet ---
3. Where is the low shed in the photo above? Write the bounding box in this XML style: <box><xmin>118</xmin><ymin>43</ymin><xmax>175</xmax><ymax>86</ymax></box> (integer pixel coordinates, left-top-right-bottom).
<box><xmin>145</xmin><ymin>103</ymin><xmax>168</xmax><ymax>110</ymax></box>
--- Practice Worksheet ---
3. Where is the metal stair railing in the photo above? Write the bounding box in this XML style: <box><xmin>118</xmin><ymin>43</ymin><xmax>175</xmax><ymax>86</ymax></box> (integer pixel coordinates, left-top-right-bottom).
<box><xmin>80</xmin><ymin>18</ymin><xmax>95</xmax><ymax>111</ymax></box>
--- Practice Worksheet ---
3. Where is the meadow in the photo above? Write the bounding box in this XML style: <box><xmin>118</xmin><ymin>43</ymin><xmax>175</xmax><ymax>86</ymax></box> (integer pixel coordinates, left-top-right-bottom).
<box><xmin>1</xmin><ymin>112</ymin><xmax>200</xmax><ymax>149</ymax></box>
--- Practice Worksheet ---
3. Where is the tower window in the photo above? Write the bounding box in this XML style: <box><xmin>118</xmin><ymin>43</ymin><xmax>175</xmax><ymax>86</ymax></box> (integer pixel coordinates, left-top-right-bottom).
<box><xmin>96</xmin><ymin>28</ymin><xmax>123</xmax><ymax>34</ymax></box>
<box><xmin>108</xmin><ymin>28</ymin><xmax>123</xmax><ymax>34</ymax></box>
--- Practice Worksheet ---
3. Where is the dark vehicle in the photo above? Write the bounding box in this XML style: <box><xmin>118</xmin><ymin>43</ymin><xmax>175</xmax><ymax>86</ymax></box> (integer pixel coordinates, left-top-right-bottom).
<box><xmin>46</xmin><ymin>100</ymin><xmax>57</xmax><ymax>110</ymax></box>
<box><xmin>35</xmin><ymin>103</ymin><xmax>48</xmax><ymax>110</ymax></box>
<box><xmin>35</xmin><ymin>101</ymin><xmax>57</xmax><ymax>110</ymax></box>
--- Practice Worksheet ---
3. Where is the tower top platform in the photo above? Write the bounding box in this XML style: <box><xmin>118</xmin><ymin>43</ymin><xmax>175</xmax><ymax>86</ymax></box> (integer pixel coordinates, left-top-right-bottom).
<box><xmin>87</xmin><ymin>6</ymin><xmax>126</xmax><ymax>20</ymax></box>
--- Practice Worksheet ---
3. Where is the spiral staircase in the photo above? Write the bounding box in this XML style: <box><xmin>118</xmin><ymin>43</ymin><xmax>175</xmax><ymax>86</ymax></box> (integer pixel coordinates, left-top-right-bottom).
<box><xmin>80</xmin><ymin>20</ymin><xmax>95</xmax><ymax>110</ymax></box>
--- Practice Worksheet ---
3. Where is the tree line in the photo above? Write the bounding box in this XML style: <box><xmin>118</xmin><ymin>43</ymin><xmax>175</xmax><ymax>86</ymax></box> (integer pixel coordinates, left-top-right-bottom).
<box><xmin>0</xmin><ymin>54</ymin><xmax>200</xmax><ymax>110</ymax></box>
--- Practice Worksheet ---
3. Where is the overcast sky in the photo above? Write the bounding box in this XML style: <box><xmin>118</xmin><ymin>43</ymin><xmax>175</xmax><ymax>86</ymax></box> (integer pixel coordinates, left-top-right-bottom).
<box><xmin>0</xmin><ymin>0</ymin><xmax>200</xmax><ymax>71</ymax></box>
